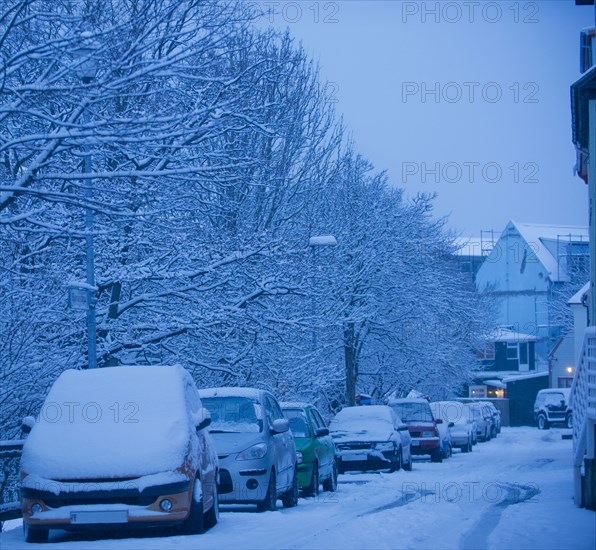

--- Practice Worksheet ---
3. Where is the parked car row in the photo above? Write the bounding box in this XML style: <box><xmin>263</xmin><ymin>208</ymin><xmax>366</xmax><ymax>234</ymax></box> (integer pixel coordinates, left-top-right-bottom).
<box><xmin>18</xmin><ymin>366</ymin><xmax>504</xmax><ymax>544</ymax></box>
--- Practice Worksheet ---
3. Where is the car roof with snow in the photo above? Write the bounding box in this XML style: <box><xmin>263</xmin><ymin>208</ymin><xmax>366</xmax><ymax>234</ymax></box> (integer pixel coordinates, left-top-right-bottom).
<box><xmin>332</xmin><ymin>405</ymin><xmax>394</xmax><ymax>422</ymax></box>
<box><xmin>387</xmin><ymin>398</ymin><xmax>430</xmax><ymax>405</ymax></box>
<box><xmin>198</xmin><ymin>387</ymin><xmax>264</xmax><ymax>400</ymax></box>
<box><xmin>21</xmin><ymin>365</ymin><xmax>199</xmax><ymax>480</ymax></box>
<box><xmin>279</xmin><ymin>401</ymin><xmax>311</xmax><ymax>409</ymax></box>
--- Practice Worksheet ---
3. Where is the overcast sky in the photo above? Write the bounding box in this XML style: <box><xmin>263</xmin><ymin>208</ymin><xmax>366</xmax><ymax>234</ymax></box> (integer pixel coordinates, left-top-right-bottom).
<box><xmin>260</xmin><ymin>0</ymin><xmax>594</xmax><ymax>236</ymax></box>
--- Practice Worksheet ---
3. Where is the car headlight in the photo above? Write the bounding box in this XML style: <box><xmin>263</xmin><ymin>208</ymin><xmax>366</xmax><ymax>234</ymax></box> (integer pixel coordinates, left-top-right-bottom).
<box><xmin>296</xmin><ymin>451</ymin><xmax>303</xmax><ymax>464</ymax></box>
<box><xmin>236</xmin><ymin>443</ymin><xmax>267</xmax><ymax>461</ymax></box>
<box><xmin>375</xmin><ymin>442</ymin><xmax>395</xmax><ymax>451</ymax></box>
<box><xmin>421</xmin><ymin>431</ymin><xmax>435</xmax><ymax>437</ymax></box>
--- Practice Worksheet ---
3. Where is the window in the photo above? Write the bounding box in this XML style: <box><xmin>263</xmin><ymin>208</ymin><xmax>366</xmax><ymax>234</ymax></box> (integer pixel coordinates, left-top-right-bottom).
<box><xmin>264</xmin><ymin>395</ymin><xmax>283</xmax><ymax>426</ymax></box>
<box><xmin>311</xmin><ymin>408</ymin><xmax>327</xmax><ymax>429</ymax></box>
<box><xmin>558</xmin><ymin>377</ymin><xmax>573</xmax><ymax>389</ymax></box>
<box><xmin>506</xmin><ymin>343</ymin><xmax>518</xmax><ymax>360</ymax></box>
<box><xmin>469</xmin><ymin>385</ymin><xmax>487</xmax><ymax>398</ymax></box>
<box><xmin>476</xmin><ymin>342</ymin><xmax>495</xmax><ymax>360</ymax></box>
<box><xmin>283</xmin><ymin>409</ymin><xmax>311</xmax><ymax>438</ymax></box>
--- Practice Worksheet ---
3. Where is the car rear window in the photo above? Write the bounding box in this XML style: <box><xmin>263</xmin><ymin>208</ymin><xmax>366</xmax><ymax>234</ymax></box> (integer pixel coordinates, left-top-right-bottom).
<box><xmin>201</xmin><ymin>396</ymin><xmax>263</xmax><ymax>433</ymax></box>
<box><xmin>390</xmin><ymin>402</ymin><xmax>433</xmax><ymax>422</ymax></box>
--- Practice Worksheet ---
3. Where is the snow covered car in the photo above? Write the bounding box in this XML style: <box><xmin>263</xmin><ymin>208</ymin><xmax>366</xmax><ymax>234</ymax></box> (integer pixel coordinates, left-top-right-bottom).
<box><xmin>280</xmin><ymin>403</ymin><xmax>338</xmax><ymax>495</ymax></box>
<box><xmin>198</xmin><ymin>388</ymin><xmax>298</xmax><ymax>511</ymax></box>
<box><xmin>430</xmin><ymin>401</ymin><xmax>475</xmax><ymax>453</ymax></box>
<box><xmin>20</xmin><ymin>365</ymin><xmax>219</xmax><ymax>543</ymax></box>
<box><xmin>534</xmin><ymin>388</ymin><xmax>572</xmax><ymax>429</ymax></box>
<box><xmin>468</xmin><ymin>402</ymin><xmax>493</xmax><ymax>442</ymax></box>
<box><xmin>429</xmin><ymin>402</ymin><xmax>454</xmax><ymax>459</ymax></box>
<box><xmin>388</xmin><ymin>398</ymin><xmax>443</xmax><ymax>463</ymax></box>
<box><xmin>329</xmin><ymin>405</ymin><xmax>412</xmax><ymax>473</ymax></box>
<box><xmin>479</xmin><ymin>401</ymin><xmax>501</xmax><ymax>436</ymax></box>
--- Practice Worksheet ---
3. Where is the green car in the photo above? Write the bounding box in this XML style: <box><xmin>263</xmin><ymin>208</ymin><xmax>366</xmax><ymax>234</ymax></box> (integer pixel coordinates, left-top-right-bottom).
<box><xmin>281</xmin><ymin>402</ymin><xmax>338</xmax><ymax>496</ymax></box>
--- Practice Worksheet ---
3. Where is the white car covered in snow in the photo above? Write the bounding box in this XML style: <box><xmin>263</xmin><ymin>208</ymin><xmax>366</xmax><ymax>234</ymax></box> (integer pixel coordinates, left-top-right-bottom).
<box><xmin>198</xmin><ymin>387</ymin><xmax>298</xmax><ymax>511</ymax></box>
<box><xmin>20</xmin><ymin>365</ymin><xmax>219</xmax><ymax>543</ymax></box>
<box><xmin>329</xmin><ymin>405</ymin><xmax>412</xmax><ymax>473</ymax></box>
<box><xmin>430</xmin><ymin>401</ymin><xmax>475</xmax><ymax>453</ymax></box>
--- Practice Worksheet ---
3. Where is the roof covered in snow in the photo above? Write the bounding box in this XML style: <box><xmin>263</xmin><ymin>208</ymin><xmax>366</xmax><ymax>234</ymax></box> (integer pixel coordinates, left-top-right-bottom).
<box><xmin>486</xmin><ymin>327</ymin><xmax>537</xmax><ymax>342</ymax></box>
<box><xmin>508</xmin><ymin>221</ymin><xmax>589</xmax><ymax>283</ymax></box>
<box><xmin>569</xmin><ymin>281</ymin><xmax>590</xmax><ymax>305</ymax></box>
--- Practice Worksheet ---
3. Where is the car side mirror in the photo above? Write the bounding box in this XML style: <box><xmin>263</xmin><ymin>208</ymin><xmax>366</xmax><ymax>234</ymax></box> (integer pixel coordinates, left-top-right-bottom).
<box><xmin>315</xmin><ymin>427</ymin><xmax>329</xmax><ymax>437</ymax></box>
<box><xmin>448</xmin><ymin>422</ymin><xmax>454</xmax><ymax>428</ymax></box>
<box><xmin>271</xmin><ymin>418</ymin><xmax>289</xmax><ymax>434</ymax></box>
<box><xmin>22</xmin><ymin>416</ymin><xmax>35</xmax><ymax>435</ymax></box>
<box><xmin>196</xmin><ymin>408</ymin><xmax>211</xmax><ymax>431</ymax></box>
<box><xmin>435</xmin><ymin>418</ymin><xmax>443</xmax><ymax>424</ymax></box>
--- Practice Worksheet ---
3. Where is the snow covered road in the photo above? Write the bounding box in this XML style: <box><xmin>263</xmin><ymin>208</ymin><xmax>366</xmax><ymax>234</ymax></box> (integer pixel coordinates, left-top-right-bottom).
<box><xmin>2</xmin><ymin>427</ymin><xmax>594</xmax><ymax>549</ymax></box>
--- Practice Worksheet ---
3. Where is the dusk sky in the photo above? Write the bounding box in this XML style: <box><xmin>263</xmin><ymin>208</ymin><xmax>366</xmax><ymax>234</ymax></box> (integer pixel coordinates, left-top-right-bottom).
<box><xmin>261</xmin><ymin>0</ymin><xmax>594</xmax><ymax>236</ymax></box>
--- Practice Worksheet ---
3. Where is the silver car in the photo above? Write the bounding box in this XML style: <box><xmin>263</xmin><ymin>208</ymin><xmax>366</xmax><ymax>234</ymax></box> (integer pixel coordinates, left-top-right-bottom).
<box><xmin>431</xmin><ymin>401</ymin><xmax>475</xmax><ymax>453</ymax></box>
<box><xmin>198</xmin><ymin>387</ymin><xmax>298</xmax><ymax>512</ymax></box>
<box><xmin>468</xmin><ymin>402</ymin><xmax>493</xmax><ymax>442</ymax></box>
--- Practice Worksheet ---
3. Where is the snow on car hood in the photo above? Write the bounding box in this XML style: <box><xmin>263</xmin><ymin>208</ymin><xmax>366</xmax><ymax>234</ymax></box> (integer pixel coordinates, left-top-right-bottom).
<box><xmin>329</xmin><ymin>422</ymin><xmax>393</xmax><ymax>443</ymax></box>
<box><xmin>21</xmin><ymin>366</ymin><xmax>195</xmax><ymax>480</ymax></box>
<box><xmin>208</xmin><ymin>431</ymin><xmax>266</xmax><ymax>455</ymax></box>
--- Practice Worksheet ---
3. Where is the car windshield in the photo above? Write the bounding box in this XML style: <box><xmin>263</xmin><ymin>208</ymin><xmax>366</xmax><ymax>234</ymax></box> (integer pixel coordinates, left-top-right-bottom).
<box><xmin>201</xmin><ymin>396</ymin><xmax>263</xmax><ymax>433</ymax></box>
<box><xmin>431</xmin><ymin>403</ymin><xmax>468</xmax><ymax>425</ymax></box>
<box><xmin>283</xmin><ymin>409</ymin><xmax>311</xmax><ymax>438</ymax></box>
<box><xmin>390</xmin><ymin>402</ymin><xmax>433</xmax><ymax>422</ymax></box>
<box><xmin>329</xmin><ymin>406</ymin><xmax>394</xmax><ymax>441</ymax></box>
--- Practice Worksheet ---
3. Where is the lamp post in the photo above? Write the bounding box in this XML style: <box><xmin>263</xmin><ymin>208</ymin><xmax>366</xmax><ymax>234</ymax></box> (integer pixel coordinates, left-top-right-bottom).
<box><xmin>75</xmin><ymin>35</ymin><xmax>98</xmax><ymax>369</ymax></box>
<box><xmin>308</xmin><ymin>235</ymin><xmax>337</xmax><ymax>352</ymax></box>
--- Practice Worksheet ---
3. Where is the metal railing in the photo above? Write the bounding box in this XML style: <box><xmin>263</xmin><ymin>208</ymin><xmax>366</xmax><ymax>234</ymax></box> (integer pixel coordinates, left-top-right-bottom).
<box><xmin>570</xmin><ymin>326</ymin><xmax>596</xmax><ymax>468</ymax></box>
<box><xmin>0</xmin><ymin>439</ymin><xmax>24</xmax><ymax>528</ymax></box>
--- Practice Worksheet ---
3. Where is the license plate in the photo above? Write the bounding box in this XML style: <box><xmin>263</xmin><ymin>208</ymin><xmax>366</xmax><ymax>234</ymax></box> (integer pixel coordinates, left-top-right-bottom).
<box><xmin>411</xmin><ymin>440</ymin><xmax>420</xmax><ymax>446</ymax></box>
<box><xmin>343</xmin><ymin>453</ymin><xmax>367</xmax><ymax>461</ymax></box>
<box><xmin>70</xmin><ymin>510</ymin><xmax>128</xmax><ymax>524</ymax></box>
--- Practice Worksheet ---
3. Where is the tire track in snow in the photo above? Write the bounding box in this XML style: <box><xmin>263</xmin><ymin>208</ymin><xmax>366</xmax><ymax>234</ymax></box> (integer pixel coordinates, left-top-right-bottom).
<box><xmin>459</xmin><ymin>482</ymin><xmax>540</xmax><ymax>550</ymax></box>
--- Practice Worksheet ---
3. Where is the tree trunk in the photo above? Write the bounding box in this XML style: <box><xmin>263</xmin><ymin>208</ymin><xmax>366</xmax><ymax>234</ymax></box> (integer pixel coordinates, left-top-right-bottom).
<box><xmin>344</xmin><ymin>321</ymin><xmax>356</xmax><ymax>406</ymax></box>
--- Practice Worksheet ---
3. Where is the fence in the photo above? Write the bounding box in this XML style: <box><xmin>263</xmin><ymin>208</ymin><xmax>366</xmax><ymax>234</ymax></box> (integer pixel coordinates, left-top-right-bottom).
<box><xmin>0</xmin><ymin>439</ymin><xmax>24</xmax><ymax>529</ymax></box>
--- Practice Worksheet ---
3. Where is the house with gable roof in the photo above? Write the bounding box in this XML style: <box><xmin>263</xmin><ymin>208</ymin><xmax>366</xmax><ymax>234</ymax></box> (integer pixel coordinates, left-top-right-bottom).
<box><xmin>475</xmin><ymin>220</ymin><xmax>589</xmax><ymax>369</ymax></box>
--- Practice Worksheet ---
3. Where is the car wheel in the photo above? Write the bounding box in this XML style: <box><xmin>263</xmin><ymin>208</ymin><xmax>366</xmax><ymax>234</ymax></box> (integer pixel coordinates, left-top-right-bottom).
<box><xmin>537</xmin><ymin>414</ymin><xmax>550</xmax><ymax>430</ymax></box>
<box><xmin>403</xmin><ymin>451</ymin><xmax>413</xmax><ymax>471</ymax></box>
<box><xmin>182</xmin><ymin>478</ymin><xmax>205</xmax><ymax>535</ymax></box>
<box><xmin>323</xmin><ymin>461</ymin><xmax>338</xmax><ymax>492</ymax></box>
<box><xmin>23</xmin><ymin>523</ymin><xmax>48</xmax><ymax>544</ymax></box>
<box><xmin>282</xmin><ymin>467</ymin><xmax>299</xmax><ymax>508</ymax></box>
<box><xmin>390</xmin><ymin>448</ymin><xmax>402</xmax><ymax>472</ymax></box>
<box><xmin>430</xmin><ymin>448</ymin><xmax>442</xmax><ymax>463</ymax></box>
<box><xmin>566</xmin><ymin>413</ymin><xmax>573</xmax><ymax>429</ymax></box>
<box><xmin>303</xmin><ymin>462</ymin><xmax>319</xmax><ymax>497</ymax></box>
<box><xmin>204</xmin><ymin>480</ymin><xmax>219</xmax><ymax>529</ymax></box>
<box><xmin>257</xmin><ymin>470</ymin><xmax>277</xmax><ymax>512</ymax></box>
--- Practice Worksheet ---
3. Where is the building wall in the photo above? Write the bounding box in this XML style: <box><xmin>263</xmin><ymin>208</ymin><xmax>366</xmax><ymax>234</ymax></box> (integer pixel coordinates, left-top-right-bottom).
<box><xmin>550</xmin><ymin>334</ymin><xmax>576</xmax><ymax>388</ymax></box>
<box><xmin>572</xmin><ymin>302</ymin><xmax>589</xmax><ymax>365</ymax></box>
<box><xmin>506</xmin><ymin>375</ymin><xmax>549</xmax><ymax>426</ymax></box>
<box><xmin>476</xmin><ymin>223</ymin><xmax>551</xmax><ymax>360</ymax></box>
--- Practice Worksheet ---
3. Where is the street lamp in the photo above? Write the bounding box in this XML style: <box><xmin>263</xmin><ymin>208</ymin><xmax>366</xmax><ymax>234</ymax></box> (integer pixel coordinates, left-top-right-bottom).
<box><xmin>308</xmin><ymin>235</ymin><xmax>337</xmax><ymax>352</ymax></box>
<box><xmin>75</xmin><ymin>34</ymin><xmax>98</xmax><ymax>369</ymax></box>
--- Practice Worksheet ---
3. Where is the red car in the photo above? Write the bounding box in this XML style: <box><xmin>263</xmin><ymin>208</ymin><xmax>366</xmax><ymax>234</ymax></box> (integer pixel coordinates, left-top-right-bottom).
<box><xmin>387</xmin><ymin>398</ymin><xmax>443</xmax><ymax>463</ymax></box>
